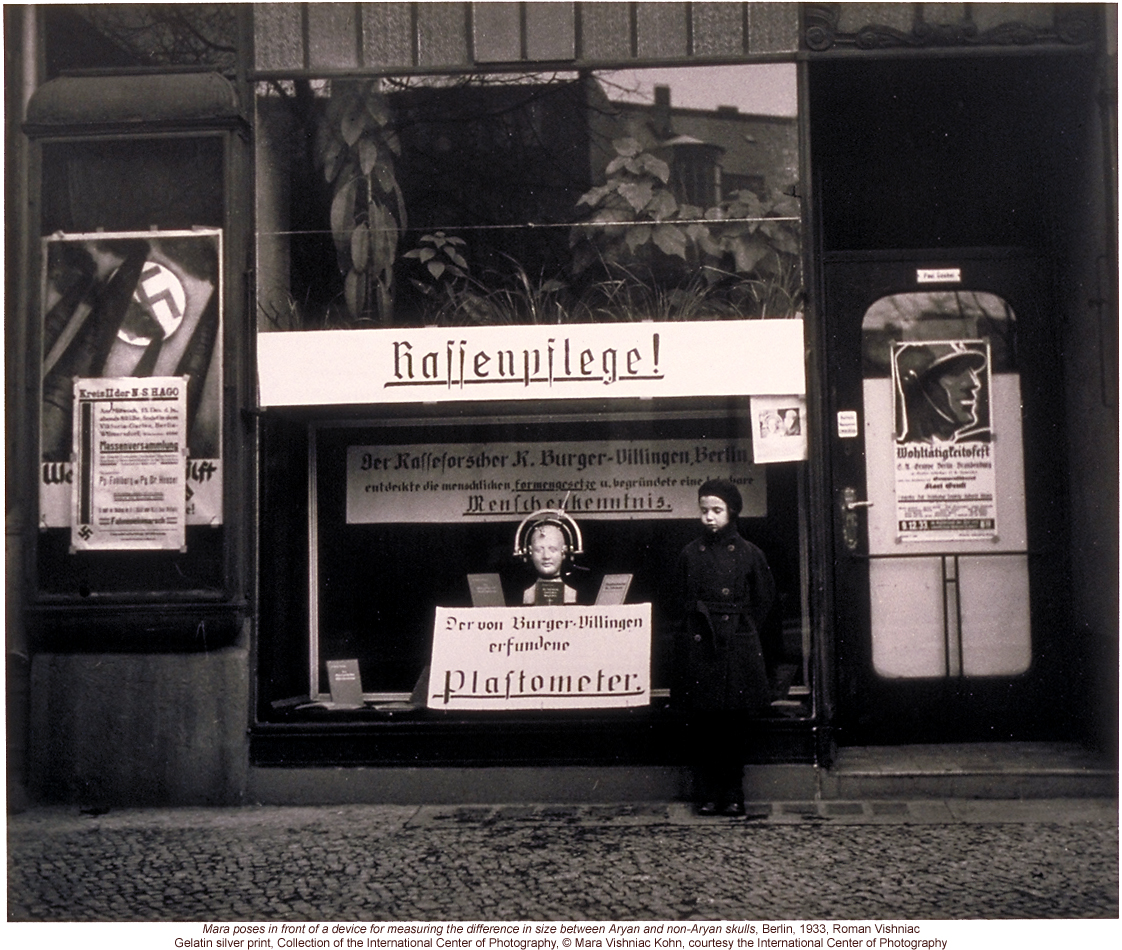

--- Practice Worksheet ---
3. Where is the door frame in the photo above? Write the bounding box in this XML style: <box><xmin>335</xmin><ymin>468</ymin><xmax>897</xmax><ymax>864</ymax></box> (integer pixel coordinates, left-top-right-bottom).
<box><xmin>818</xmin><ymin>248</ymin><xmax>1075</xmax><ymax>746</ymax></box>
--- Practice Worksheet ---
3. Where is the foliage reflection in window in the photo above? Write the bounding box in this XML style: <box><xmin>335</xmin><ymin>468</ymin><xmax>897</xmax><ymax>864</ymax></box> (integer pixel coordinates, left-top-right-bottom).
<box><xmin>44</xmin><ymin>4</ymin><xmax>238</xmax><ymax>76</ymax></box>
<box><xmin>256</xmin><ymin>67</ymin><xmax>801</xmax><ymax>330</ymax></box>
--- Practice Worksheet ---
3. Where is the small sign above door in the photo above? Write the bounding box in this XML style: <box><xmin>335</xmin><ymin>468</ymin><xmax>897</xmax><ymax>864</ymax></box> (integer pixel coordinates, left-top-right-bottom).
<box><xmin>916</xmin><ymin>268</ymin><xmax>962</xmax><ymax>284</ymax></box>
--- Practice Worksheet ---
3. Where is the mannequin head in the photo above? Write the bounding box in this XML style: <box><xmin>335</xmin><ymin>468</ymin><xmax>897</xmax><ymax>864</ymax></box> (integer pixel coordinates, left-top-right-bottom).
<box><xmin>528</xmin><ymin>522</ymin><xmax>567</xmax><ymax>578</ymax></box>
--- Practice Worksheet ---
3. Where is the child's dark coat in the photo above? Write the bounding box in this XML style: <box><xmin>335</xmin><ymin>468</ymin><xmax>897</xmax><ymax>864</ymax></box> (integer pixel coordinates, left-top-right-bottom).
<box><xmin>674</xmin><ymin>521</ymin><xmax>776</xmax><ymax>713</ymax></box>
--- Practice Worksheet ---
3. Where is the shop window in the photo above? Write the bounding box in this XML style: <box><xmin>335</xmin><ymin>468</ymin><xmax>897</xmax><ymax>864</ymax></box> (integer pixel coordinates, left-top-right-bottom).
<box><xmin>26</xmin><ymin>69</ymin><xmax>245</xmax><ymax>610</ymax></box>
<box><xmin>255</xmin><ymin>65</ymin><xmax>810</xmax><ymax>727</ymax></box>
<box><xmin>35</xmin><ymin>140</ymin><xmax>226</xmax><ymax>594</ymax></box>
<box><xmin>303</xmin><ymin>409</ymin><xmax>805</xmax><ymax>700</ymax></box>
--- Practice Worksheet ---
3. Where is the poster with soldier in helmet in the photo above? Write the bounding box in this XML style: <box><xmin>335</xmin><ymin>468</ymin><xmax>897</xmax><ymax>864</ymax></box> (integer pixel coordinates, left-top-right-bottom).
<box><xmin>891</xmin><ymin>340</ymin><xmax>996</xmax><ymax>542</ymax></box>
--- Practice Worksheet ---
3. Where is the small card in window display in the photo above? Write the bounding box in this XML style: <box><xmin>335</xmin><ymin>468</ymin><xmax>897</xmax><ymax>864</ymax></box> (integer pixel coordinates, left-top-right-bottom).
<box><xmin>467</xmin><ymin>573</ymin><xmax>506</xmax><ymax>606</ymax></box>
<box><xmin>325</xmin><ymin>659</ymin><xmax>364</xmax><ymax>708</ymax></box>
<box><xmin>596</xmin><ymin>574</ymin><xmax>633</xmax><ymax>605</ymax></box>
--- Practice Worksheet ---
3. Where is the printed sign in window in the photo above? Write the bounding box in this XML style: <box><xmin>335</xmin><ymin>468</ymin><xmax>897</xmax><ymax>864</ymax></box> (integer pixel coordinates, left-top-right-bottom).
<box><xmin>71</xmin><ymin>376</ymin><xmax>187</xmax><ymax>551</ymax></box>
<box><xmin>346</xmin><ymin>438</ymin><xmax>766</xmax><ymax>523</ymax></box>
<box><xmin>750</xmin><ymin>394</ymin><xmax>808</xmax><ymax>463</ymax></box>
<box><xmin>891</xmin><ymin>340</ymin><xmax>997</xmax><ymax>542</ymax></box>
<box><xmin>428</xmin><ymin>604</ymin><xmax>651</xmax><ymax>710</ymax></box>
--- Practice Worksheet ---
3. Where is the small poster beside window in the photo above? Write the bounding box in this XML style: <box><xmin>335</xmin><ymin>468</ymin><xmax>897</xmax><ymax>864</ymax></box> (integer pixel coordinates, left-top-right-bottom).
<box><xmin>750</xmin><ymin>395</ymin><xmax>808</xmax><ymax>463</ymax></box>
<box><xmin>70</xmin><ymin>376</ymin><xmax>188</xmax><ymax>552</ymax></box>
<box><xmin>891</xmin><ymin>340</ymin><xmax>997</xmax><ymax>542</ymax></box>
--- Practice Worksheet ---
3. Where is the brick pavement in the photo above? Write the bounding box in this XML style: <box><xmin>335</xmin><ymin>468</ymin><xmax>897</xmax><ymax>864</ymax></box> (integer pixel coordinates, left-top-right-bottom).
<box><xmin>7</xmin><ymin>800</ymin><xmax>1118</xmax><ymax>921</ymax></box>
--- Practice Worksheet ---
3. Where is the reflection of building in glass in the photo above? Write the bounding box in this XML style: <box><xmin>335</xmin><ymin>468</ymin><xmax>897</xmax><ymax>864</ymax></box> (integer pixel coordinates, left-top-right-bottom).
<box><xmin>862</xmin><ymin>292</ymin><xmax>1018</xmax><ymax>377</ymax></box>
<box><xmin>603</xmin><ymin>83</ymin><xmax>799</xmax><ymax>202</ymax></box>
<box><xmin>252</xmin><ymin>70</ymin><xmax>802</xmax><ymax>328</ymax></box>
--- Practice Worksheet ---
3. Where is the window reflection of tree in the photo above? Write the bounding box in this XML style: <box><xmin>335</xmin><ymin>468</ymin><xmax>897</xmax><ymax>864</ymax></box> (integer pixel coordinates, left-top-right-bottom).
<box><xmin>259</xmin><ymin>71</ymin><xmax>802</xmax><ymax>329</ymax></box>
<box><xmin>261</xmin><ymin>74</ymin><xmax>605</xmax><ymax>328</ymax></box>
<box><xmin>45</xmin><ymin>4</ymin><xmax>237</xmax><ymax>75</ymax></box>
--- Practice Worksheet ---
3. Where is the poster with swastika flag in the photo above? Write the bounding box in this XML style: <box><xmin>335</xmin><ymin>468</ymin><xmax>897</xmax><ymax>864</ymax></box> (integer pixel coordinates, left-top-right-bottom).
<box><xmin>39</xmin><ymin>230</ymin><xmax>223</xmax><ymax>542</ymax></box>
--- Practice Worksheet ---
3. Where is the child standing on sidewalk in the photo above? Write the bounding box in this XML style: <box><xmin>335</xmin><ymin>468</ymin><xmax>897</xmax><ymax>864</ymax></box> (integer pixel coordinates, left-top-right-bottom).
<box><xmin>675</xmin><ymin>478</ymin><xmax>776</xmax><ymax>816</ymax></box>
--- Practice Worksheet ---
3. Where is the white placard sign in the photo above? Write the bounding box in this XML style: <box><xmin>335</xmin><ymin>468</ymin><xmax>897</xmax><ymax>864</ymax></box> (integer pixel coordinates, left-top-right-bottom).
<box><xmin>71</xmin><ymin>376</ymin><xmax>188</xmax><ymax>551</ymax></box>
<box><xmin>916</xmin><ymin>268</ymin><xmax>962</xmax><ymax>284</ymax></box>
<box><xmin>428</xmin><ymin>604</ymin><xmax>651</xmax><ymax>710</ymax></box>
<box><xmin>346</xmin><ymin>438</ymin><xmax>765</xmax><ymax>523</ymax></box>
<box><xmin>258</xmin><ymin>319</ymin><xmax>805</xmax><ymax>407</ymax></box>
<box><xmin>836</xmin><ymin>410</ymin><xmax>859</xmax><ymax>439</ymax></box>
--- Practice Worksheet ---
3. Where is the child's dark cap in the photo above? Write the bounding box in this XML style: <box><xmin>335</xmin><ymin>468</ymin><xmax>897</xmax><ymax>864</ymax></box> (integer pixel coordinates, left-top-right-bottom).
<box><xmin>698</xmin><ymin>478</ymin><xmax>742</xmax><ymax>517</ymax></box>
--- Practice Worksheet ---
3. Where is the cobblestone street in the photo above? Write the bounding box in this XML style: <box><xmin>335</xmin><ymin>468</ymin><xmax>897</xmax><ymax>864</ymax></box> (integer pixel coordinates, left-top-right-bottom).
<box><xmin>7</xmin><ymin>800</ymin><xmax>1117</xmax><ymax>922</ymax></box>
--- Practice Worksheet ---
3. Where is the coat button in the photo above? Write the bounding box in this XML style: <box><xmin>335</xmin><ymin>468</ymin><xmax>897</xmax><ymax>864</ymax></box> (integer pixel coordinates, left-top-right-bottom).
<box><xmin>721</xmin><ymin>615</ymin><xmax>730</xmax><ymax>621</ymax></box>
<box><xmin>694</xmin><ymin>634</ymin><xmax>702</xmax><ymax>642</ymax></box>
<box><xmin>721</xmin><ymin>587</ymin><xmax>730</xmax><ymax>596</ymax></box>
<box><xmin>728</xmin><ymin>544</ymin><xmax>735</xmax><ymax>551</ymax></box>
<box><xmin>699</xmin><ymin>544</ymin><xmax>706</xmax><ymax>551</ymax></box>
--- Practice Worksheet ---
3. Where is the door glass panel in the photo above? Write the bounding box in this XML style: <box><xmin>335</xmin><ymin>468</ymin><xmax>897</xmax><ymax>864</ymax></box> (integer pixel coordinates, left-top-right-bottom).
<box><xmin>870</xmin><ymin>557</ymin><xmax>946</xmax><ymax>677</ymax></box>
<box><xmin>861</xmin><ymin>291</ymin><xmax>1030</xmax><ymax>679</ymax></box>
<box><xmin>959</xmin><ymin>555</ymin><xmax>1031</xmax><ymax>676</ymax></box>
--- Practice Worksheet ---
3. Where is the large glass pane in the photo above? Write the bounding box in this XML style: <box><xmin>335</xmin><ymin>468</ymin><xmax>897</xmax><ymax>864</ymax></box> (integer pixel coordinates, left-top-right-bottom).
<box><xmin>870</xmin><ymin>557</ymin><xmax>946</xmax><ymax>678</ymax></box>
<box><xmin>35</xmin><ymin>136</ymin><xmax>226</xmax><ymax>596</ymax></box>
<box><xmin>959</xmin><ymin>555</ymin><xmax>1032</xmax><ymax>676</ymax></box>
<box><xmin>310</xmin><ymin>409</ymin><xmax>806</xmax><ymax>700</ymax></box>
<box><xmin>43</xmin><ymin>4</ymin><xmax>238</xmax><ymax>77</ymax></box>
<box><xmin>255</xmin><ymin>65</ymin><xmax>800</xmax><ymax>329</ymax></box>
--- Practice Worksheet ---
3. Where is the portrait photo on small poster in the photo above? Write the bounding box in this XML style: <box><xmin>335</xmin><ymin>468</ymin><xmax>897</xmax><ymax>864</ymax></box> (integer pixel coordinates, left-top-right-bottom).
<box><xmin>750</xmin><ymin>394</ymin><xmax>808</xmax><ymax>463</ymax></box>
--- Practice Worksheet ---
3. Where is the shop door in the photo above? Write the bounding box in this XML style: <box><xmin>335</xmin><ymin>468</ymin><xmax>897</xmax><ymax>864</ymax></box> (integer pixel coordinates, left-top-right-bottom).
<box><xmin>825</xmin><ymin>252</ymin><xmax>1073</xmax><ymax>743</ymax></box>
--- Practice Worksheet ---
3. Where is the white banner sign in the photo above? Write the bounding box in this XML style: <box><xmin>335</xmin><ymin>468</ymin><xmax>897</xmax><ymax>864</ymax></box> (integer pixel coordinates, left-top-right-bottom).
<box><xmin>258</xmin><ymin>319</ymin><xmax>805</xmax><ymax>407</ymax></box>
<box><xmin>71</xmin><ymin>376</ymin><xmax>188</xmax><ymax>551</ymax></box>
<box><xmin>346</xmin><ymin>438</ymin><xmax>765</xmax><ymax>523</ymax></box>
<box><xmin>428</xmin><ymin>604</ymin><xmax>651</xmax><ymax>710</ymax></box>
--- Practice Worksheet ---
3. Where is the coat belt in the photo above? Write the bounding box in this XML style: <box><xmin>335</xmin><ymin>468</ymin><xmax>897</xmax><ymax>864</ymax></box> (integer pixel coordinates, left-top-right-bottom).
<box><xmin>693</xmin><ymin>600</ymin><xmax>750</xmax><ymax>647</ymax></box>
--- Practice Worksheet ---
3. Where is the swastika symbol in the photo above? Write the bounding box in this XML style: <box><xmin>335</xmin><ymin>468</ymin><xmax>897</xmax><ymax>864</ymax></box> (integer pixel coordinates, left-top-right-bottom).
<box><xmin>117</xmin><ymin>258</ymin><xmax>191</xmax><ymax>347</ymax></box>
<box><xmin>135</xmin><ymin>263</ymin><xmax>185</xmax><ymax>323</ymax></box>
